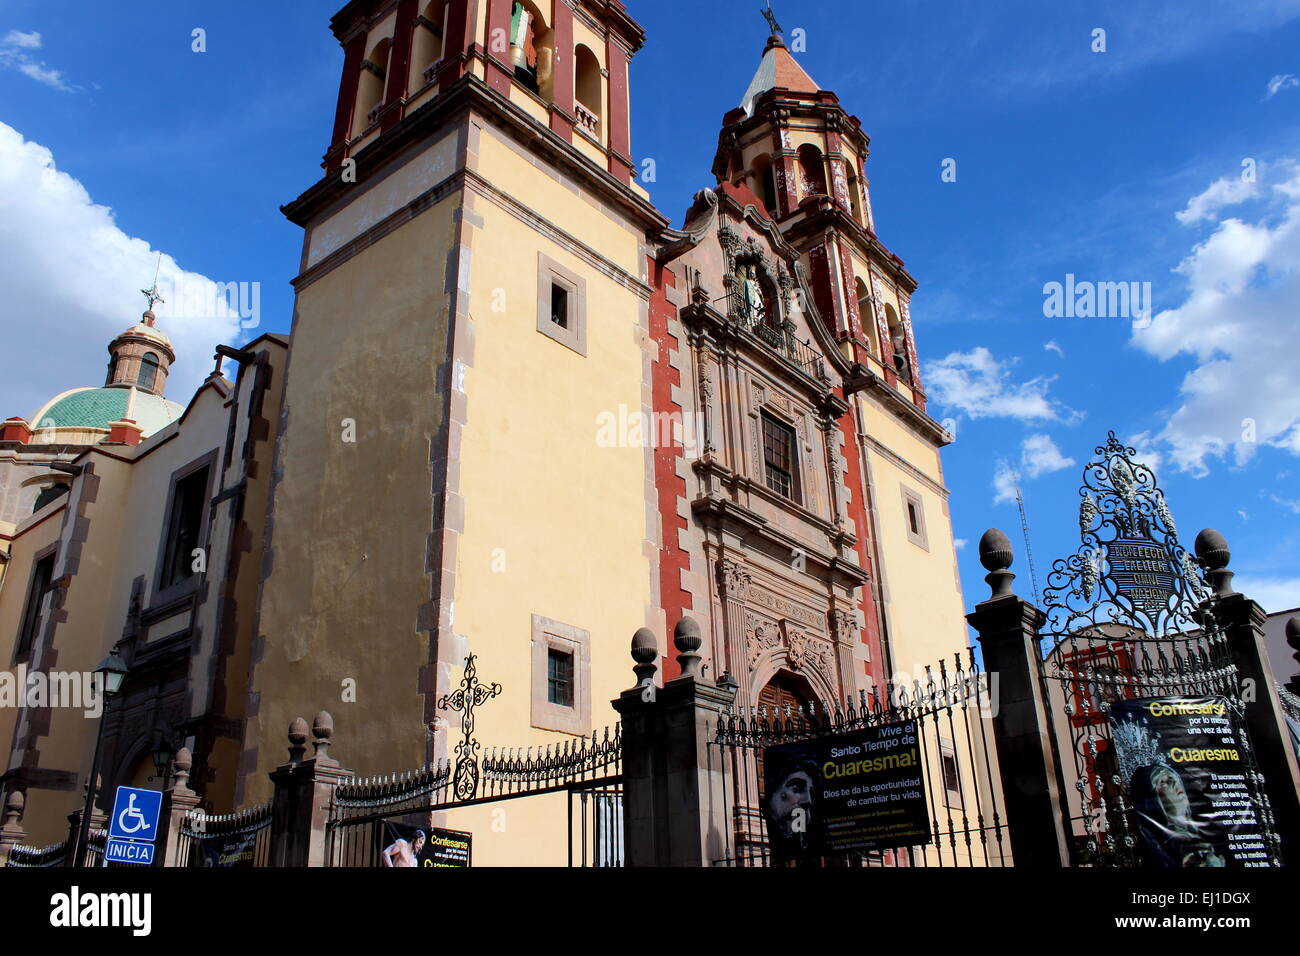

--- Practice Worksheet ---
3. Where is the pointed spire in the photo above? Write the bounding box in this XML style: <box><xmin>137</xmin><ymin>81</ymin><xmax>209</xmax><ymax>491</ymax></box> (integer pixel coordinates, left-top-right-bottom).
<box><xmin>739</xmin><ymin>9</ymin><xmax>819</xmax><ymax>116</ymax></box>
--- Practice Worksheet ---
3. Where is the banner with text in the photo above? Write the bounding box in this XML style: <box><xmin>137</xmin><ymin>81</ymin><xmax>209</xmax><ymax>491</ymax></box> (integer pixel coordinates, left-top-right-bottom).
<box><xmin>380</xmin><ymin>821</ymin><xmax>472</xmax><ymax>867</ymax></box>
<box><xmin>1109</xmin><ymin>696</ymin><xmax>1272</xmax><ymax>868</ymax></box>
<box><xmin>762</xmin><ymin>719</ymin><xmax>930</xmax><ymax>863</ymax></box>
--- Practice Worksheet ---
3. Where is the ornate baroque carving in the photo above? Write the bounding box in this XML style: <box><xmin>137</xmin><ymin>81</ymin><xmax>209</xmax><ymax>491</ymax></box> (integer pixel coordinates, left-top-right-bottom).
<box><xmin>718</xmin><ymin>559</ymin><xmax>752</xmax><ymax>603</ymax></box>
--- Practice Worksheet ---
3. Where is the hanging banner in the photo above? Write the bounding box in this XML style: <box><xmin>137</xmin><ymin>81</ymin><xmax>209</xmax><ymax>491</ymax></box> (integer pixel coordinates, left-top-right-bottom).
<box><xmin>1109</xmin><ymin>696</ymin><xmax>1273</xmax><ymax>867</ymax></box>
<box><xmin>762</xmin><ymin>719</ymin><xmax>930</xmax><ymax>864</ymax></box>
<box><xmin>197</xmin><ymin>831</ymin><xmax>257</xmax><ymax>868</ymax></box>
<box><xmin>380</xmin><ymin>821</ymin><xmax>472</xmax><ymax>868</ymax></box>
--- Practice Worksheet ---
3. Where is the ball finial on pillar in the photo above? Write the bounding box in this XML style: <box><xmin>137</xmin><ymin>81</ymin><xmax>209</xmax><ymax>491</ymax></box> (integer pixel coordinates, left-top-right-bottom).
<box><xmin>673</xmin><ymin>616</ymin><xmax>705</xmax><ymax>679</ymax></box>
<box><xmin>631</xmin><ymin>627</ymin><xmax>658</xmax><ymax>686</ymax></box>
<box><xmin>978</xmin><ymin>529</ymin><xmax>1016</xmax><ymax>599</ymax></box>
<box><xmin>1194</xmin><ymin>529</ymin><xmax>1236</xmax><ymax>597</ymax></box>
<box><xmin>287</xmin><ymin>717</ymin><xmax>309</xmax><ymax>763</ymax></box>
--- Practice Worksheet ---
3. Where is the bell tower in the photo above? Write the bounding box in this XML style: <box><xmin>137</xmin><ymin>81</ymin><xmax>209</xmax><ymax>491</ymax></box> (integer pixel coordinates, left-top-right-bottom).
<box><xmin>246</xmin><ymin>0</ymin><xmax>668</xmax><ymax>839</ymax></box>
<box><xmin>712</xmin><ymin>19</ymin><xmax>926</xmax><ymax>410</ymax></box>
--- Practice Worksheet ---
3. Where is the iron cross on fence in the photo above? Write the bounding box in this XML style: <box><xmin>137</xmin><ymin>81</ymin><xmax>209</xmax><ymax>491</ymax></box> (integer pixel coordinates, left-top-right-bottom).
<box><xmin>437</xmin><ymin>654</ymin><xmax>503</xmax><ymax>801</ymax></box>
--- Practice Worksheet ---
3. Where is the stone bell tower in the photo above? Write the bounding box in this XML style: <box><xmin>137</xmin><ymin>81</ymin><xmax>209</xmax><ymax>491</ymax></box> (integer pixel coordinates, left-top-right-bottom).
<box><xmin>243</xmin><ymin>0</ymin><xmax>669</xmax><ymax>843</ymax></box>
<box><xmin>704</xmin><ymin>15</ymin><xmax>967</xmax><ymax>686</ymax></box>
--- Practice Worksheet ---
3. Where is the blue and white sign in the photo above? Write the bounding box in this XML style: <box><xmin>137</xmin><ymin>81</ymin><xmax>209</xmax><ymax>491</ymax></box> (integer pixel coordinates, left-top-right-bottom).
<box><xmin>104</xmin><ymin>838</ymin><xmax>155</xmax><ymax>865</ymax></box>
<box><xmin>108</xmin><ymin>786</ymin><xmax>162</xmax><ymax>842</ymax></box>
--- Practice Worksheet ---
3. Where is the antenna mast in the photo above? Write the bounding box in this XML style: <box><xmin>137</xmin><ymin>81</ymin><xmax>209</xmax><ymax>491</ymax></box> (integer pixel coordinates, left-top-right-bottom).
<box><xmin>1015</xmin><ymin>486</ymin><xmax>1042</xmax><ymax>605</ymax></box>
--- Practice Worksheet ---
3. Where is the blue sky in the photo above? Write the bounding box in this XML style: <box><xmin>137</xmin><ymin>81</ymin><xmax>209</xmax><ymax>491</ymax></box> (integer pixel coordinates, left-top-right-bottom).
<box><xmin>1</xmin><ymin>0</ymin><xmax>1298</xmax><ymax>624</ymax></box>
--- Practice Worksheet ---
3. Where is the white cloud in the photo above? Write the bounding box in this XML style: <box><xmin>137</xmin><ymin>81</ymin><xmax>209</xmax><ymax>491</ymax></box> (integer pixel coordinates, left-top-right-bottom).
<box><xmin>1270</xmin><ymin>494</ymin><xmax>1300</xmax><ymax>514</ymax></box>
<box><xmin>2</xmin><ymin>30</ymin><xmax>42</xmax><ymax>49</ymax></box>
<box><xmin>0</xmin><ymin>122</ymin><xmax>244</xmax><ymax>421</ymax></box>
<box><xmin>1125</xmin><ymin>431</ymin><xmax>1165</xmax><ymax>477</ymax></box>
<box><xmin>1175</xmin><ymin>175</ymin><xmax>1260</xmax><ymax>225</ymax></box>
<box><xmin>1044</xmin><ymin>340</ymin><xmax>1064</xmax><ymax>358</ymax></box>
<box><xmin>1265</xmin><ymin>73</ymin><xmax>1299</xmax><ymax>100</ymax></box>
<box><xmin>0</xmin><ymin>29</ymin><xmax>74</xmax><ymax>91</ymax></box>
<box><xmin>1132</xmin><ymin>164</ymin><xmax>1300</xmax><ymax>476</ymax></box>
<box><xmin>1020</xmin><ymin>433</ymin><xmax>1075</xmax><ymax>479</ymax></box>
<box><xmin>1231</xmin><ymin>576</ymin><xmax>1300</xmax><ymax>614</ymax></box>
<box><xmin>992</xmin><ymin>434</ymin><xmax>1076</xmax><ymax>504</ymax></box>
<box><xmin>924</xmin><ymin>347</ymin><xmax>1081</xmax><ymax>423</ymax></box>
<box><xmin>954</xmin><ymin>538</ymin><xmax>968</xmax><ymax>551</ymax></box>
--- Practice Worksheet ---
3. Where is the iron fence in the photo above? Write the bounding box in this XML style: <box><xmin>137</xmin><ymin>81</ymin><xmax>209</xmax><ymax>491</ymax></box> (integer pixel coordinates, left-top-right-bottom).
<box><xmin>177</xmin><ymin>801</ymin><xmax>273</xmax><ymax>867</ymax></box>
<box><xmin>326</xmin><ymin>726</ymin><xmax>623</xmax><ymax>867</ymax></box>
<box><xmin>4</xmin><ymin>838</ymin><xmax>68</xmax><ymax>868</ymax></box>
<box><xmin>710</xmin><ymin>650</ymin><xmax>1010</xmax><ymax>867</ymax></box>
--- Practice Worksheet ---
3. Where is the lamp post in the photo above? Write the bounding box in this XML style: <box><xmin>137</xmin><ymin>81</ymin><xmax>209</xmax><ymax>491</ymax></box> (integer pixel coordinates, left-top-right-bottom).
<box><xmin>150</xmin><ymin>735</ymin><xmax>176</xmax><ymax>788</ymax></box>
<box><xmin>74</xmin><ymin>648</ymin><xmax>128</xmax><ymax>867</ymax></box>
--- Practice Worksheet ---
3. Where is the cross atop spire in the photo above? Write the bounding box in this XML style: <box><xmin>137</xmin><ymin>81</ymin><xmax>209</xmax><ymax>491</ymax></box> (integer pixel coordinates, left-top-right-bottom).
<box><xmin>760</xmin><ymin>2</ymin><xmax>783</xmax><ymax>38</ymax></box>
<box><xmin>140</xmin><ymin>253</ymin><xmax>164</xmax><ymax>324</ymax></box>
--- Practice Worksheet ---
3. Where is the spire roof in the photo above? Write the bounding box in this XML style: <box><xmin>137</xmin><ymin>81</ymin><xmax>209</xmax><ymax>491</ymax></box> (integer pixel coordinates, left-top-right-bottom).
<box><xmin>739</xmin><ymin>33</ymin><xmax>820</xmax><ymax>116</ymax></box>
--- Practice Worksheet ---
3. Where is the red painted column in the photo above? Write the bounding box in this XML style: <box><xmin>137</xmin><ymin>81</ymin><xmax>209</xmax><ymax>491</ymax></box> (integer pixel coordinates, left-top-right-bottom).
<box><xmin>807</xmin><ymin>243</ymin><xmax>838</xmax><ymax>334</ymax></box>
<box><xmin>647</xmin><ymin>258</ymin><xmax>692</xmax><ymax>681</ymax></box>
<box><xmin>381</xmin><ymin>0</ymin><xmax>420</xmax><ymax>133</ymax></box>
<box><xmin>605</xmin><ymin>37</ymin><xmax>633</xmax><ymax>184</ymax></box>
<box><xmin>439</xmin><ymin>0</ymin><xmax>477</xmax><ymax>89</ymax></box>
<box><xmin>837</xmin><ymin>401</ymin><xmax>887</xmax><ymax>691</ymax></box>
<box><xmin>484</xmin><ymin>0</ymin><xmax>515</xmax><ymax>96</ymax></box>
<box><xmin>549</xmin><ymin>1</ymin><xmax>575</xmax><ymax>142</ymax></box>
<box><xmin>326</xmin><ymin>33</ymin><xmax>367</xmax><ymax>171</ymax></box>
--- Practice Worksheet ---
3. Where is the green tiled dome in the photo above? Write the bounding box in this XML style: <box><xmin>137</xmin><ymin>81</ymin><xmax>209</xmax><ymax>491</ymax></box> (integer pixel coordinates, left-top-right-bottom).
<box><xmin>33</xmin><ymin>387</ymin><xmax>183</xmax><ymax>436</ymax></box>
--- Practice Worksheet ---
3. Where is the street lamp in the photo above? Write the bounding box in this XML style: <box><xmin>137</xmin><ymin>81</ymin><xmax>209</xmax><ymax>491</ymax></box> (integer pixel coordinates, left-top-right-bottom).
<box><xmin>74</xmin><ymin>648</ymin><xmax>128</xmax><ymax>866</ymax></box>
<box><xmin>150</xmin><ymin>735</ymin><xmax>176</xmax><ymax>787</ymax></box>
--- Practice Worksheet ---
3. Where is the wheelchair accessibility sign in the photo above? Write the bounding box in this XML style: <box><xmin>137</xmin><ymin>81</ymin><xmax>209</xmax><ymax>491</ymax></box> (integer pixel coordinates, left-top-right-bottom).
<box><xmin>105</xmin><ymin>786</ymin><xmax>162</xmax><ymax>863</ymax></box>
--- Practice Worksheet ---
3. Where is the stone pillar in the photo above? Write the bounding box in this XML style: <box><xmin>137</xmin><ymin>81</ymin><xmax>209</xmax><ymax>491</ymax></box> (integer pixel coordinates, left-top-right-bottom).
<box><xmin>268</xmin><ymin>712</ymin><xmax>353</xmax><ymax>867</ymax></box>
<box><xmin>717</xmin><ymin>559</ymin><xmax>753</xmax><ymax>708</ymax></box>
<box><xmin>156</xmin><ymin>748</ymin><xmax>201</xmax><ymax>867</ymax></box>
<box><xmin>965</xmin><ymin>529</ymin><xmax>1072</xmax><ymax>867</ymax></box>
<box><xmin>0</xmin><ymin>790</ymin><xmax>28</xmax><ymax>867</ymax></box>
<box><xmin>65</xmin><ymin>774</ymin><xmax>107</xmax><ymax>867</ymax></box>
<box><xmin>1196</xmin><ymin>529</ymin><xmax>1300</xmax><ymax>857</ymax></box>
<box><xmin>613</xmin><ymin>618</ymin><xmax>736</xmax><ymax>867</ymax></box>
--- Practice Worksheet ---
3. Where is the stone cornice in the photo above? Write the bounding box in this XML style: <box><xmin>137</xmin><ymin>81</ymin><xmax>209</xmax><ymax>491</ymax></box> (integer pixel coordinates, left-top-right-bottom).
<box><xmin>845</xmin><ymin>363</ymin><xmax>952</xmax><ymax>448</ymax></box>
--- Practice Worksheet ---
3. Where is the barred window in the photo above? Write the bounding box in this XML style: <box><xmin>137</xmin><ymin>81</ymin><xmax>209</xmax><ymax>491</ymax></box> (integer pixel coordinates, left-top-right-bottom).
<box><xmin>547</xmin><ymin>648</ymin><xmax>574</xmax><ymax>707</ymax></box>
<box><xmin>761</xmin><ymin>413</ymin><xmax>799</xmax><ymax>503</ymax></box>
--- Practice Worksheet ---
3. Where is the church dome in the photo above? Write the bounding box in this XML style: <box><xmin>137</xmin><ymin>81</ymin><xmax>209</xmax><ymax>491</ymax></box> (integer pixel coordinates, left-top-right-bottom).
<box><xmin>30</xmin><ymin>386</ymin><xmax>183</xmax><ymax>438</ymax></box>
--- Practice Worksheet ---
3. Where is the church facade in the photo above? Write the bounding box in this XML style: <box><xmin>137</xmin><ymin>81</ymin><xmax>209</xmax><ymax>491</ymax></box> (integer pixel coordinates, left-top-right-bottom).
<box><xmin>1</xmin><ymin>0</ymin><xmax>971</xmax><ymax>865</ymax></box>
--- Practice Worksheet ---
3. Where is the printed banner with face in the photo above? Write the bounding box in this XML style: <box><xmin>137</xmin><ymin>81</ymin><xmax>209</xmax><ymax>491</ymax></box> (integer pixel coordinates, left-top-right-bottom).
<box><xmin>380</xmin><ymin>821</ymin><xmax>472</xmax><ymax>868</ymax></box>
<box><xmin>1109</xmin><ymin>696</ymin><xmax>1273</xmax><ymax>868</ymax></box>
<box><xmin>197</xmin><ymin>831</ymin><xmax>257</xmax><ymax>868</ymax></box>
<box><xmin>762</xmin><ymin>720</ymin><xmax>931</xmax><ymax>864</ymax></box>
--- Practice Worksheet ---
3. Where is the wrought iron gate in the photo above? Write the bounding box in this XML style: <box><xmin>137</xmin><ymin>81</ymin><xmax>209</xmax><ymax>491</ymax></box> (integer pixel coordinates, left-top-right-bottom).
<box><xmin>325</xmin><ymin>654</ymin><xmax>623</xmax><ymax>867</ymax></box>
<box><xmin>710</xmin><ymin>649</ymin><xmax>1010</xmax><ymax>867</ymax></box>
<box><xmin>1036</xmin><ymin>433</ymin><xmax>1282</xmax><ymax>866</ymax></box>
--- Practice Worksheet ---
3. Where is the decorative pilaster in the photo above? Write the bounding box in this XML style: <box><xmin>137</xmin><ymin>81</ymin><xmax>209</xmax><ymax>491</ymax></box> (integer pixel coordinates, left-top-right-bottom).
<box><xmin>717</xmin><ymin>558</ymin><xmax>753</xmax><ymax>707</ymax></box>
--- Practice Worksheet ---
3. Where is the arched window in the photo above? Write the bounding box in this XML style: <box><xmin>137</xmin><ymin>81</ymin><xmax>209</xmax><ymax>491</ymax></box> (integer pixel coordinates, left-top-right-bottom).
<box><xmin>854</xmin><ymin>278</ymin><xmax>877</xmax><ymax>355</ymax></box>
<box><xmin>845</xmin><ymin>159</ymin><xmax>865</xmax><ymax>225</ymax></box>
<box><xmin>798</xmin><ymin>144</ymin><xmax>827</xmax><ymax>199</ymax></box>
<box><xmin>752</xmin><ymin>154</ymin><xmax>779</xmax><ymax>217</ymax></box>
<box><xmin>106</xmin><ymin>353</ymin><xmax>119</xmax><ymax>386</ymax></box>
<box><xmin>353</xmin><ymin>37</ymin><xmax>393</xmax><ymax>135</ymax></box>
<box><xmin>409</xmin><ymin>1</ymin><xmax>448</xmax><ymax>91</ymax></box>
<box><xmin>884</xmin><ymin>304</ymin><xmax>910</xmax><ymax>381</ymax></box>
<box><xmin>510</xmin><ymin>1</ymin><xmax>555</xmax><ymax>101</ymax></box>
<box><xmin>139</xmin><ymin>352</ymin><xmax>160</xmax><ymax>393</ymax></box>
<box><xmin>574</xmin><ymin>44</ymin><xmax>602</xmax><ymax>138</ymax></box>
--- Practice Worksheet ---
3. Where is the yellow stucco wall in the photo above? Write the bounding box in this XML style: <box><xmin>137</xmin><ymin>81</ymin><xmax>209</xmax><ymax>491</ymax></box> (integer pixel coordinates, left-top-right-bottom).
<box><xmin>246</xmin><ymin>198</ymin><xmax>459</xmax><ymax>805</ymax></box>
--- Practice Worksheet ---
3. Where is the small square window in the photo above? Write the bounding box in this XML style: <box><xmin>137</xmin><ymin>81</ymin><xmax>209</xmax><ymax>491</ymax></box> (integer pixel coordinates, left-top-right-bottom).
<box><xmin>537</xmin><ymin>254</ymin><xmax>587</xmax><ymax>356</ymax></box>
<box><xmin>531</xmin><ymin>615</ymin><xmax>591</xmax><ymax>735</ymax></box>
<box><xmin>547</xmin><ymin>648</ymin><xmax>574</xmax><ymax>707</ymax></box>
<box><xmin>900</xmin><ymin>486</ymin><xmax>929</xmax><ymax>550</ymax></box>
<box><xmin>550</xmin><ymin>283</ymin><xmax>569</xmax><ymax>329</ymax></box>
